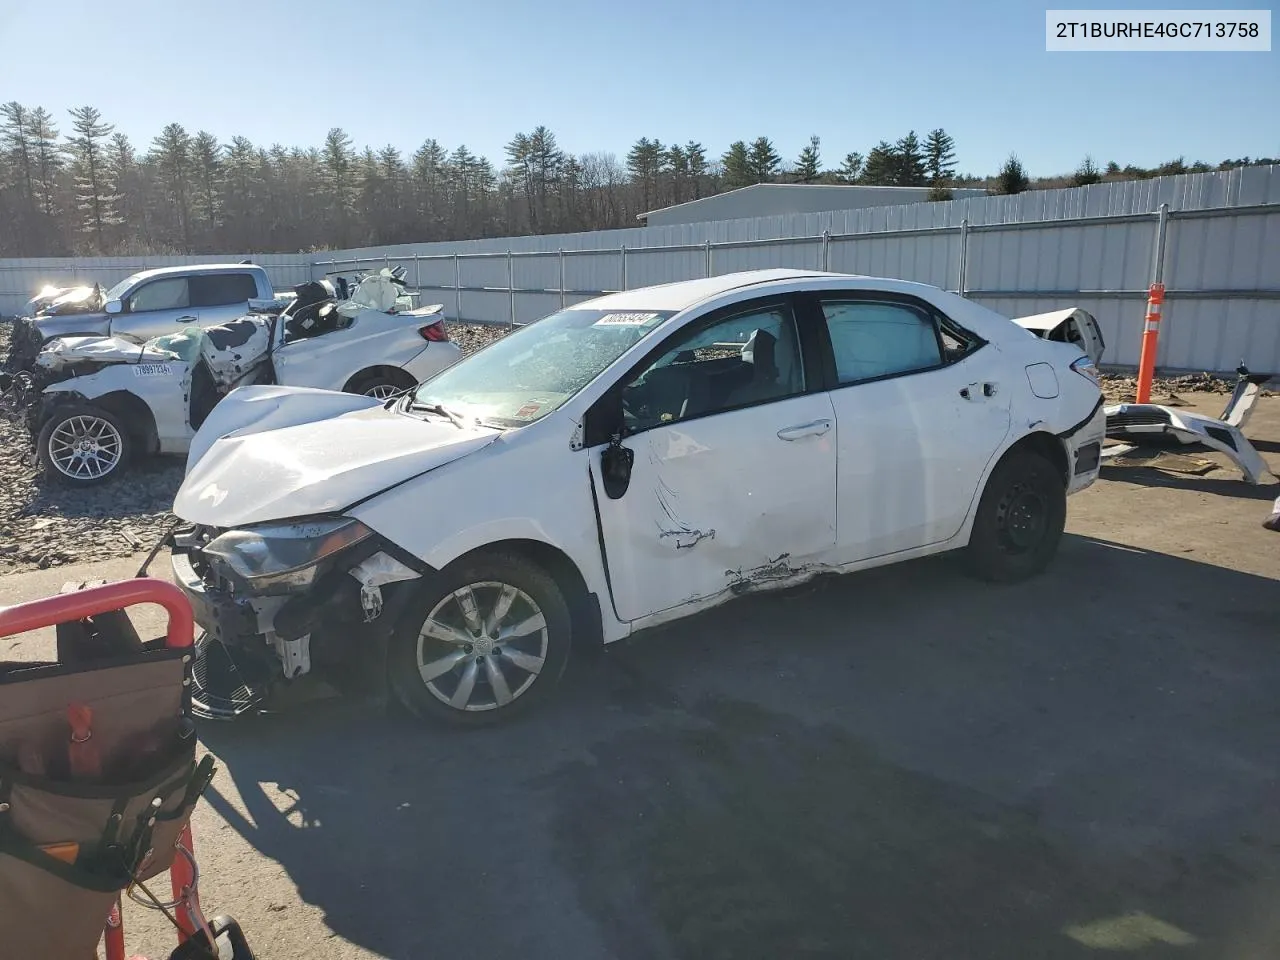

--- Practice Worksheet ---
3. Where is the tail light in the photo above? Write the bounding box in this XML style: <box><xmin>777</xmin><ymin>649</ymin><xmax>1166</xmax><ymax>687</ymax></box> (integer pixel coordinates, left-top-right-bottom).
<box><xmin>419</xmin><ymin>320</ymin><xmax>449</xmax><ymax>342</ymax></box>
<box><xmin>1070</xmin><ymin>355</ymin><xmax>1100</xmax><ymax>386</ymax></box>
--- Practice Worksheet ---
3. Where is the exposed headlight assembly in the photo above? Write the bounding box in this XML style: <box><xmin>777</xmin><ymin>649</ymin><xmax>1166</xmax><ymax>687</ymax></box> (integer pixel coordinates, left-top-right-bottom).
<box><xmin>203</xmin><ymin>518</ymin><xmax>373</xmax><ymax>594</ymax></box>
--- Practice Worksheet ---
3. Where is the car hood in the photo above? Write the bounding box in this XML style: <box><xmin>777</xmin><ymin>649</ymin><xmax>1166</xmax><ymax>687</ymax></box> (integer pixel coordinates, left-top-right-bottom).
<box><xmin>174</xmin><ymin>387</ymin><xmax>501</xmax><ymax>527</ymax></box>
<box><xmin>36</xmin><ymin>335</ymin><xmax>177</xmax><ymax>370</ymax></box>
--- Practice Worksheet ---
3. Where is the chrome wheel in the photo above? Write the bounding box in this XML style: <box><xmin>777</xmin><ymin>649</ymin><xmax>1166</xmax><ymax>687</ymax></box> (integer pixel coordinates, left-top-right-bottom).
<box><xmin>415</xmin><ymin>581</ymin><xmax>549</xmax><ymax>712</ymax></box>
<box><xmin>47</xmin><ymin>414</ymin><xmax>124</xmax><ymax>480</ymax></box>
<box><xmin>363</xmin><ymin>382</ymin><xmax>401</xmax><ymax>399</ymax></box>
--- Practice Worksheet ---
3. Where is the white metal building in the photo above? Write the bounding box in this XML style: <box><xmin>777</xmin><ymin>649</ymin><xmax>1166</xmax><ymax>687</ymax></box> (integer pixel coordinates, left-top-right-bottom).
<box><xmin>639</xmin><ymin>183</ymin><xmax>991</xmax><ymax>227</ymax></box>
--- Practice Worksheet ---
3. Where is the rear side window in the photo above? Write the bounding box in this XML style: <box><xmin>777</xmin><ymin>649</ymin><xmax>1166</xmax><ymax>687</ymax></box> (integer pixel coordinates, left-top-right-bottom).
<box><xmin>190</xmin><ymin>273</ymin><xmax>258</xmax><ymax>307</ymax></box>
<box><xmin>820</xmin><ymin>300</ymin><xmax>943</xmax><ymax>385</ymax></box>
<box><xmin>128</xmin><ymin>277</ymin><xmax>189</xmax><ymax>312</ymax></box>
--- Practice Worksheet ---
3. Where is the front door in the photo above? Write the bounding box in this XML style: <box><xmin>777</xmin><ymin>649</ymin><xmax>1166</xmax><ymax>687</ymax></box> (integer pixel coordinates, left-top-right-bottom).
<box><xmin>588</xmin><ymin>298</ymin><xmax>838</xmax><ymax>623</ymax></box>
<box><xmin>114</xmin><ymin>277</ymin><xmax>199</xmax><ymax>341</ymax></box>
<box><xmin>811</xmin><ymin>294</ymin><xmax>1012</xmax><ymax>562</ymax></box>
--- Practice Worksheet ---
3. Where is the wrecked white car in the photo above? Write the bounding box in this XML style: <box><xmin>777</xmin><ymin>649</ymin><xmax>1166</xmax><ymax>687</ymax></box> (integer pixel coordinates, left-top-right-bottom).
<box><xmin>26</xmin><ymin>274</ymin><xmax>462</xmax><ymax>485</ymax></box>
<box><xmin>158</xmin><ymin>268</ymin><xmax>1105</xmax><ymax>725</ymax></box>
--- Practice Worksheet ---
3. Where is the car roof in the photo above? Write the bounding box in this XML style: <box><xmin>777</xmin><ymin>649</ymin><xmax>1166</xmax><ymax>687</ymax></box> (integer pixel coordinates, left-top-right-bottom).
<box><xmin>574</xmin><ymin>269</ymin><xmax>959</xmax><ymax>314</ymax></box>
<box><xmin>575</xmin><ymin>269</ymin><xmax>846</xmax><ymax>313</ymax></box>
<box><xmin>129</xmin><ymin>263</ymin><xmax>261</xmax><ymax>282</ymax></box>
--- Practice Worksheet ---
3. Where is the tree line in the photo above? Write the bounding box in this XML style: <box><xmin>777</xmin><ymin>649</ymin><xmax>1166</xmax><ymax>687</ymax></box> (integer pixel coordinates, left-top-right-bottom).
<box><xmin>0</xmin><ymin>102</ymin><xmax>1272</xmax><ymax>258</ymax></box>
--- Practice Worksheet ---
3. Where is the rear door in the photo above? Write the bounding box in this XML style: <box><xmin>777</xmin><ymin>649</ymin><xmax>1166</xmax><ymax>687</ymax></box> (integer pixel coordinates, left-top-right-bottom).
<box><xmin>803</xmin><ymin>291</ymin><xmax>1012</xmax><ymax>562</ymax></box>
<box><xmin>189</xmin><ymin>272</ymin><xmax>260</xmax><ymax>326</ymax></box>
<box><xmin>113</xmin><ymin>277</ymin><xmax>198</xmax><ymax>341</ymax></box>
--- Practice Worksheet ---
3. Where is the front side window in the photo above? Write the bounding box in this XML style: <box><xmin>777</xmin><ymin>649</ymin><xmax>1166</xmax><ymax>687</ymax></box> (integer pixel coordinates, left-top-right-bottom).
<box><xmin>621</xmin><ymin>303</ymin><xmax>806</xmax><ymax>433</ymax></box>
<box><xmin>821</xmin><ymin>300</ymin><xmax>942</xmax><ymax>385</ymax></box>
<box><xmin>410</xmin><ymin>307</ymin><xmax>674</xmax><ymax>427</ymax></box>
<box><xmin>127</xmin><ymin>277</ymin><xmax>189</xmax><ymax>313</ymax></box>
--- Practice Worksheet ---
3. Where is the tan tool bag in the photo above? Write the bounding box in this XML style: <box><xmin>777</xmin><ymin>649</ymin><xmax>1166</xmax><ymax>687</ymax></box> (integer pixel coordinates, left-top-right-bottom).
<box><xmin>0</xmin><ymin>646</ymin><xmax>215</xmax><ymax>960</ymax></box>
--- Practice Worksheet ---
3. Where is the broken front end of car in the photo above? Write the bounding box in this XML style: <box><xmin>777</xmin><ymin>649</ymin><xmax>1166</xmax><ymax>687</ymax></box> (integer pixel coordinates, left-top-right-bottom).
<box><xmin>162</xmin><ymin>518</ymin><xmax>428</xmax><ymax>719</ymax></box>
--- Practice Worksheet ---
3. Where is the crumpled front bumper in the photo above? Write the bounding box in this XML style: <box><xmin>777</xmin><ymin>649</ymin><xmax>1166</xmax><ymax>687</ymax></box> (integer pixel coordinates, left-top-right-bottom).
<box><xmin>170</xmin><ymin>549</ymin><xmax>261</xmax><ymax>645</ymax></box>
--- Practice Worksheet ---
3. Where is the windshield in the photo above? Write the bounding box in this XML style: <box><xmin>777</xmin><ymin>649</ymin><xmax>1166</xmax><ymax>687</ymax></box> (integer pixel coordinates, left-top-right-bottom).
<box><xmin>410</xmin><ymin>308</ymin><xmax>674</xmax><ymax>427</ymax></box>
<box><xmin>104</xmin><ymin>273</ymin><xmax>143</xmax><ymax>302</ymax></box>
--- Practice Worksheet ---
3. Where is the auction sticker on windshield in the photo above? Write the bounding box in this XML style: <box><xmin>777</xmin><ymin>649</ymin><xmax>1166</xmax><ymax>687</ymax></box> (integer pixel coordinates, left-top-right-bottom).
<box><xmin>593</xmin><ymin>312</ymin><xmax>662</xmax><ymax>326</ymax></box>
<box><xmin>133</xmin><ymin>363</ymin><xmax>173</xmax><ymax>378</ymax></box>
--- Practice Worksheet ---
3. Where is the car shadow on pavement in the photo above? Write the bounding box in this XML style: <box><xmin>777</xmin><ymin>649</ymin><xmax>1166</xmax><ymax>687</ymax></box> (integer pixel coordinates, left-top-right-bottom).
<box><xmin>197</xmin><ymin>534</ymin><xmax>1280</xmax><ymax>960</ymax></box>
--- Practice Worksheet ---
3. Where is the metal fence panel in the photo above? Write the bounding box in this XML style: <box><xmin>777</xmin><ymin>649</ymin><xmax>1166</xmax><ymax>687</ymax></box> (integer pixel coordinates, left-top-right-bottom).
<box><xmin>3</xmin><ymin>166</ymin><xmax>1278</xmax><ymax>372</ymax></box>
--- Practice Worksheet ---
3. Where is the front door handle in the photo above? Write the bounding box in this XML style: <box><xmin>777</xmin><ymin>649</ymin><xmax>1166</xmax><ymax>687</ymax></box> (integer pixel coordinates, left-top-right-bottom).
<box><xmin>175</xmin><ymin>315</ymin><xmax>198</xmax><ymax>323</ymax></box>
<box><xmin>777</xmin><ymin>418</ymin><xmax>832</xmax><ymax>441</ymax></box>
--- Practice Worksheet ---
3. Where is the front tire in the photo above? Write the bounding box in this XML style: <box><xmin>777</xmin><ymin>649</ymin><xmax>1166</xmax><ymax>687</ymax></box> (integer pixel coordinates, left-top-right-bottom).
<box><xmin>964</xmin><ymin>448</ymin><xmax>1066</xmax><ymax>583</ymax></box>
<box><xmin>37</xmin><ymin>403</ymin><xmax>132</xmax><ymax>486</ymax></box>
<box><xmin>388</xmin><ymin>551</ymin><xmax>572</xmax><ymax>726</ymax></box>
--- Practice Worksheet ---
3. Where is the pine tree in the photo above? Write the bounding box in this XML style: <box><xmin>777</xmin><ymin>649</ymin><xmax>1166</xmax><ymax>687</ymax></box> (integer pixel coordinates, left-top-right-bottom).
<box><xmin>625</xmin><ymin>138</ymin><xmax>666</xmax><ymax>211</ymax></box>
<box><xmin>795</xmin><ymin>135</ymin><xmax>821</xmax><ymax>183</ymax></box>
<box><xmin>29</xmin><ymin>108</ymin><xmax>61</xmax><ymax>221</ymax></box>
<box><xmin>66</xmin><ymin>106</ymin><xmax>116</xmax><ymax>251</ymax></box>
<box><xmin>151</xmin><ymin>122</ymin><xmax>193</xmax><ymax>251</ymax></box>
<box><xmin>685</xmin><ymin>141</ymin><xmax>707</xmax><ymax>198</ymax></box>
<box><xmin>997</xmin><ymin>153</ymin><xmax>1030</xmax><ymax>194</ymax></box>
<box><xmin>924</xmin><ymin>128</ymin><xmax>957</xmax><ymax>186</ymax></box>
<box><xmin>721</xmin><ymin>140</ymin><xmax>753</xmax><ymax>189</ymax></box>
<box><xmin>861</xmin><ymin>142</ymin><xmax>897</xmax><ymax>184</ymax></box>
<box><xmin>837</xmin><ymin>151</ymin><xmax>864</xmax><ymax>183</ymax></box>
<box><xmin>893</xmin><ymin>131</ymin><xmax>926</xmax><ymax>186</ymax></box>
<box><xmin>321</xmin><ymin>127</ymin><xmax>355</xmax><ymax>244</ymax></box>
<box><xmin>748</xmin><ymin>136</ymin><xmax>781</xmax><ymax>183</ymax></box>
<box><xmin>1073</xmin><ymin>155</ymin><xmax>1102</xmax><ymax>186</ymax></box>
<box><xmin>191</xmin><ymin>130</ymin><xmax>222</xmax><ymax>246</ymax></box>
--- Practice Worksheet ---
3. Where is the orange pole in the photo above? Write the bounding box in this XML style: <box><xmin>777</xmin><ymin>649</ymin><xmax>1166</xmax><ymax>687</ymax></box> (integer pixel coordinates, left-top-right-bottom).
<box><xmin>1135</xmin><ymin>282</ymin><xmax>1165</xmax><ymax>403</ymax></box>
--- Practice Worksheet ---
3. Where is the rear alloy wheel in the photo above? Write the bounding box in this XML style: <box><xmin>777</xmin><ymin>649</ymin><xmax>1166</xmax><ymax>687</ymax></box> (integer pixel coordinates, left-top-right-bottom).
<box><xmin>964</xmin><ymin>448</ymin><xmax>1066</xmax><ymax>583</ymax></box>
<box><xmin>37</xmin><ymin>404</ymin><xmax>131</xmax><ymax>486</ymax></box>
<box><xmin>350</xmin><ymin>369</ymin><xmax>416</xmax><ymax>400</ymax></box>
<box><xmin>389</xmin><ymin>552</ymin><xmax>572</xmax><ymax>726</ymax></box>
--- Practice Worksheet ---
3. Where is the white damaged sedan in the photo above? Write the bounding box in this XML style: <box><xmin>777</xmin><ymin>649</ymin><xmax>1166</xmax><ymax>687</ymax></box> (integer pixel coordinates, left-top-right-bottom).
<box><xmin>163</xmin><ymin>269</ymin><xmax>1105</xmax><ymax>724</ymax></box>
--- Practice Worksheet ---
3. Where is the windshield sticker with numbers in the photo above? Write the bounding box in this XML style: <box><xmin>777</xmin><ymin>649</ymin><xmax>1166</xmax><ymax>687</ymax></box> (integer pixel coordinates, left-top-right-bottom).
<box><xmin>593</xmin><ymin>312</ymin><xmax>662</xmax><ymax>327</ymax></box>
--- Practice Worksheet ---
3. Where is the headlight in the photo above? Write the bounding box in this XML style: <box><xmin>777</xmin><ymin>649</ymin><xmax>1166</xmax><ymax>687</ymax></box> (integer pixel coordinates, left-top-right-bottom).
<box><xmin>1070</xmin><ymin>355</ymin><xmax>1100</xmax><ymax>386</ymax></box>
<box><xmin>203</xmin><ymin>518</ymin><xmax>373</xmax><ymax>594</ymax></box>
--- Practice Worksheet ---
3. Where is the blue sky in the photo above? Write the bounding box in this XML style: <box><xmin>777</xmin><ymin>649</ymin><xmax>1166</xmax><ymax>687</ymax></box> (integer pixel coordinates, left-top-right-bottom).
<box><xmin>0</xmin><ymin>0</ymin><xmax>1275</xmax><ymax>177</ymax></box>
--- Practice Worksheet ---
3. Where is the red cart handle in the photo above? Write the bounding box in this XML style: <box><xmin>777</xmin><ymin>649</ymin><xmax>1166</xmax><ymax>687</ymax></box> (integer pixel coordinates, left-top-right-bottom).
<box><xmin>0</xmin><ymin>577</ymin><xmax>194</xmax><ymax>650</ymax></box>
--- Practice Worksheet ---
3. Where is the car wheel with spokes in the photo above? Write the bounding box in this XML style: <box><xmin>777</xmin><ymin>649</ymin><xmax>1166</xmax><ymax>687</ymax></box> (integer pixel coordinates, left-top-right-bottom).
<box><xmin>388</xmin><ymin>551</ymin><xmax>572</xmax><ymax>726</ymax></box>
<box><xmin>964</xmin><ymin>447</ymin><xmax>1066</xmax><ymax>583</ymax></box>
<box><xmin>37</xmin><ymin>403</ymin><xmax>132</xmax><ymax>486</ymax></box>
<box><xmin>348</xmin><ymin>368</ymin><xmax>416</xmax><ymax>400</ymax></box>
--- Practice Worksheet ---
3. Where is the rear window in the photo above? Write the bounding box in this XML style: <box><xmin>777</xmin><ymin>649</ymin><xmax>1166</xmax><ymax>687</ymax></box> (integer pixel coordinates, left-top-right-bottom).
<box><xmin>190</xmin><ymin>273</ymin><xmax>258</xmax><ymax>307</ymax></box>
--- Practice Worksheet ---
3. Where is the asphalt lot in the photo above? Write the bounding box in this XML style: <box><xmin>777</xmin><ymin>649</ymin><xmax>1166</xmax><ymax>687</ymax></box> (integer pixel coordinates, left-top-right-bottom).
<box><xmin>2</xmin><ymin>394</ymin><xmax>1279</xmax><ymax>959</ymax></box>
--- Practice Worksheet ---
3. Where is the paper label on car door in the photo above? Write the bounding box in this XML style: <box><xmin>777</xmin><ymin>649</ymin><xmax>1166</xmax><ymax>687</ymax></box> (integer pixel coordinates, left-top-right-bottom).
<box><xmin>593</xmin><ymin>312</ymin><xmax>661</xmax><ymax>327</ymax></box>
<box><xmin>133</xmin><ymin>363</ymin><xmax>173</xmax><ymax>378</ymax></box>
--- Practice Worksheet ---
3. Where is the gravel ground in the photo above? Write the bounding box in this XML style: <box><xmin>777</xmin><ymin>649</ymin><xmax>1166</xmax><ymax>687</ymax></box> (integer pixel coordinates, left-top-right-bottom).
<box><xmin>0</xmin><ymin>316</ymin><xmax>1269</xmax><ymax>575</ymax></box>
<box><xmin>0</xmin><ymin>319</ymin><xmax>512</xmax><ymax>575</ymax></box>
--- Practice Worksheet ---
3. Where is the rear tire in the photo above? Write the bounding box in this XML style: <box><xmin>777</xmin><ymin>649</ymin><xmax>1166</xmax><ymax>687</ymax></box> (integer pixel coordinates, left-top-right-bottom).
<box><xmin>348</xmin><ymin>368</ymin><xmax>416</xmax><ymax>400</ymax></box>
<box><xmin>37</xmin><ymin>403</ymin><xmax>132</xmax><ymax>486</ymax></box>
<box><xmin>388</xmin><ymin>551</ymin><xmax>572</xmax><ymax>727</ymax></box>
<box><xmin>964</xmin><ymin>448</ymin><xmax>1066</xmax><ymax>583</ymax></box>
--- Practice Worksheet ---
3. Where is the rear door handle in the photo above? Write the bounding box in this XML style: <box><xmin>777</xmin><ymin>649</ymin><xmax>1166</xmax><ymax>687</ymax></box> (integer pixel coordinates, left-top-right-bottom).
<box><xmin>777</xmin><ymin>419</ymin><xmax>832</xmax><ymax>441</ymax></box>
<box><xmin>175</xmin><ymin>315</ymin><xmax>198</xmax><ymax>323</ymax></box>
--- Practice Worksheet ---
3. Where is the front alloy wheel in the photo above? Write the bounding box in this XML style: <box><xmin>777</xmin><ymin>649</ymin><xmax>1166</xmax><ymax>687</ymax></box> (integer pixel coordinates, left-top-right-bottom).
<box><xmin>389</xmin><ymin>551</ymin><xmax>572</xmax><ymax>725</ymax></box>
<box><xmin>417</xmin><ymin>582</ymin><xmax>549</xmax><ymax>712</ymax></box>
<box><xmin>37</xmin><ymin>404</ymin><xmax>132</xmax><ymax>486</ymax></box>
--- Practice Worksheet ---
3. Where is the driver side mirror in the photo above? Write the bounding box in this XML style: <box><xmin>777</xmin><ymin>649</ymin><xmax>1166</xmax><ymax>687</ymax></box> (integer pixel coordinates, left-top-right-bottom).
<box><xmin>104</xmin><ymin>299</ymin><xmax>123</xmax><ymax>315</ymax></box>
